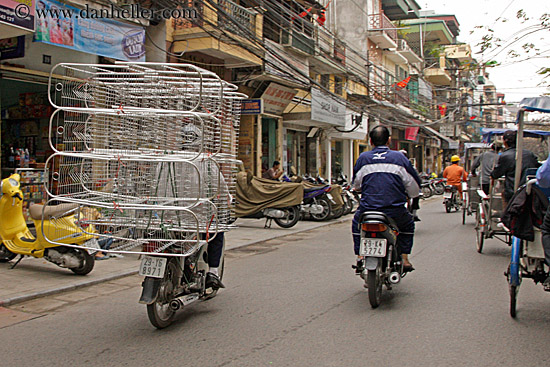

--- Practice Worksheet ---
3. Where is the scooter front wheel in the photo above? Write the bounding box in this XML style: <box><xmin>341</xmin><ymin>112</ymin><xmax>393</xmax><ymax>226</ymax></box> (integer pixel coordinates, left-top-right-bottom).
<box><xmin>0</xmin><ymin>244</ymin><xmax>17</xmax><ymax>262</ymax></box>
<box><xmin>69</xmin><ymin>247</ymin><xmax>95</xmax><ymax>275</ymax></box>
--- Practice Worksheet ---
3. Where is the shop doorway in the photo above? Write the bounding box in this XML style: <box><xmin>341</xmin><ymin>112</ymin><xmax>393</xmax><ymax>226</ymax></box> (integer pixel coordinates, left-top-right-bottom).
<box><xmin>261</xmin><ymin>118</ymin><xmax>277</xmax><ymax>173</ymax></box>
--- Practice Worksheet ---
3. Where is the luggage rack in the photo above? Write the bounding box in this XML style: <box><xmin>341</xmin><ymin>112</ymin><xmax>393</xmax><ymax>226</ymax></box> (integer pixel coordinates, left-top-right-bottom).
<box><xmin>42</xmin><ymin>62</ymin><xmax>244</xmax><ymax>256</ymax></box>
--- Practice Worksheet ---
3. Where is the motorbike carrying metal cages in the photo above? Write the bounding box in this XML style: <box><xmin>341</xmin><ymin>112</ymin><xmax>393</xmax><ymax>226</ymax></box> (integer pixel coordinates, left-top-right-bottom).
<box><xmin>44</xmin><ymin>62</ymin><xmax>246</xmax><ymax>258</ymax></box>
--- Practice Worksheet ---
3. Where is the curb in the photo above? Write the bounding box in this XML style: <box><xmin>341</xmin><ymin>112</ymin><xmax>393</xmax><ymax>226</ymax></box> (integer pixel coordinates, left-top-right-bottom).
<box><xmin>0</xmin><ymin>269</ymin><xmax>138</xmax><ymax>307</ymax></box>
<box><xmin>0</xmin><ymin>216</ymin><xmax>353</xmax><ymax>307</ymax></box>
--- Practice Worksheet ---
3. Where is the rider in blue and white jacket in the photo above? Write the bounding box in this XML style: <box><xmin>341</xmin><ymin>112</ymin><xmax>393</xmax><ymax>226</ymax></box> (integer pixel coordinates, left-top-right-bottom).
<box><xmin>352</xmin><ymin>126</ymin><xmax>421</xmax><ymax>271</ymax></box>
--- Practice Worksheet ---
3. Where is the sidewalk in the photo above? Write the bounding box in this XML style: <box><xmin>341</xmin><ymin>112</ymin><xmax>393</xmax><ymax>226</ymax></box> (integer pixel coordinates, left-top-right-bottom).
<box><xmin>0</xmin><ymin>215</ymin><xmax>353</xmax><ymax>307</ymax></box>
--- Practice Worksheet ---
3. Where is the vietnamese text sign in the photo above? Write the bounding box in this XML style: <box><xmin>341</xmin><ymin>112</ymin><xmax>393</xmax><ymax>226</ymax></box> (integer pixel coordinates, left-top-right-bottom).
<box><xmin>311</xmin><ymin>87</ymin><xmax>345</xmax><ymax>126</ymax></box>
<box><xmin>405</xmin><ymin>126</ymin><xmax>419</xmax><ymax>141</ymax></box>
<box><xmin>34</xmin><ymin>0</ymin><xmax>145</xmax><ymax>61</ymax></box>
<box><xmin>0</xmin><ymin>0</ymin><xmax>35</xmax><ymax>31</ymax></box>
<box><xmin>241</xmin><ymin>99</ymin><xmax>263</xmax><ymax>115</ymax></box>
<box><xmin>260</xmin><ymin>82</ymin><xmax>297</xmax><ymax>115</ymax></box>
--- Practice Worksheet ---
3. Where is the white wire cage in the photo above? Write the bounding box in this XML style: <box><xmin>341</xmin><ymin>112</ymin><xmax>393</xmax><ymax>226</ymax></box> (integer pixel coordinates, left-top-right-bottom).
<box><xmin>43</xmin><ymin>62</ymin><xmax>245</xmax><ymax>257</ymax></box>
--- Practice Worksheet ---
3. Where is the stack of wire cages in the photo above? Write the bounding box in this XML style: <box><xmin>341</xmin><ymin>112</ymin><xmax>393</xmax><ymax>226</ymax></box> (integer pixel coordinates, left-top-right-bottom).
<box><xmin>43</xmin><ymin>62</ymin><xmax>245</xmax><ymax>257</ymax></box>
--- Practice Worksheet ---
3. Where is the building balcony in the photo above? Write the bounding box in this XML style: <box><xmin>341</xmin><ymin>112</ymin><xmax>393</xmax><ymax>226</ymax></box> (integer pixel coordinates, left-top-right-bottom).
<box><xmin>384</xmin><ymin>49</ymin><xmax>407</xmax><ymax>65</ymax></box>
<box><xmin>367</xmin><ymin>13</ymin><xmax>398</xmax><ymax>49</ymax></box>
<box><xmin>170</xmin><ymin>0</ymin><xmax>262</xmax><ymax>67</ymax></box>
<box><xmin>397</xmin><ymin>39</ymin><xmax>422</xmax><ymax>64</ymax></box>
<box><xmin>382</xmin><ymin>0</ymin><xmax>421</xmax><ymax>20</ymax></box>
<box><xmin>445</xmin><ymin>44</ymin><xmax>472</xmax><ymax>62</ymax></box>
<box><xmin>424</xmin><ymin>56</ymin><xmax>452</xmax><ymax>86</ymax></box>
<box><xmin>309</xmin><ymin>25</ymin><xmax>346</xmax><ymax>74</ymax></box>
<box><xmin>280</xmin><ymin>27</ymin><xmax>315</xmax><ymax>56</ymax></box>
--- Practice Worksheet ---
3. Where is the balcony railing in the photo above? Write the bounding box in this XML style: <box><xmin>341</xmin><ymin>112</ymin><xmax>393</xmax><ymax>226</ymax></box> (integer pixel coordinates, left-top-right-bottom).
<box><xmin>218</xmin><ymin>0</ymin><xmax>256</xmax><ymax>36</ymax></box>
<box><xmin>368</xmin><ymin>13</ymin><xmax>397</xmax><ymax>42</ymax></box>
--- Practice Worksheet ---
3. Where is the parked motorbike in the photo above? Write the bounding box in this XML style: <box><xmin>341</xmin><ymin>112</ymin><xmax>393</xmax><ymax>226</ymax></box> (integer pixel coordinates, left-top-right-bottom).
<box><xmin>301</xmin><ymin>184</ymin><xmax>334</xmax><ymax>221</ymax></box>
<box><xmin>139</xmin><ymin>236</ymin><xmax>224</xmax><ymax>329</ymax></box>
<box><xmin>0</xmin><ymin>174</ymin><xmax>97</xmax><ymax>275</ymax></box>
<box><xmin>432</xmin><ymin>178</ymin><xmax>445</xmax><ymax>195</ymax></box>
<box><xmin>333</xmin><ymin>173</ymin><xmax>356</xmax><ymax>215</ymax></box>
<box><xmin>419</xmin><ymin>173</ymin><xmax>433</xmax><ymax>198</ymax></box>
<box><xmin>443</xmin><ymin>184</ymin><xmax>461</xmax><ymax>213</ymax></box>
<box><xmin>354</xmin><ymin>211</ymin><xmax>410</xmax><ymax>308</ymax></box>
<box><xmin>235</xmin><ymin>172</ymin><xmax>303</xmax><ymax>228</ymax></box>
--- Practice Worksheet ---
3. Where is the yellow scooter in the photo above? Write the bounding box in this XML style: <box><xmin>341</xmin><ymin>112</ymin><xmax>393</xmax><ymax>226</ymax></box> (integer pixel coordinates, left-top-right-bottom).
<box><xmin>0</xmin><ymin>174</ymin><xmax>97</xmax><ymax>275</ymax></box>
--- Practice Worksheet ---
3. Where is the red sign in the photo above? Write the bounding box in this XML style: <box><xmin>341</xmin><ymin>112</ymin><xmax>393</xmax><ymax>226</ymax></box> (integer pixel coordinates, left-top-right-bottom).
<box><xmin>405</xmin><ymin>126</ymin><xmax>419</xmax><ymax>141</ymax></box>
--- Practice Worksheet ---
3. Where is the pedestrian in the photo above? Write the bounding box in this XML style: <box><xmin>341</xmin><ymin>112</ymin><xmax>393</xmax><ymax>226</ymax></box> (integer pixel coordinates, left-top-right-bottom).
<box><xmin>262</xmin><ymin>160</ymin><xmax>283</xmax><ymax>181</ymax></box>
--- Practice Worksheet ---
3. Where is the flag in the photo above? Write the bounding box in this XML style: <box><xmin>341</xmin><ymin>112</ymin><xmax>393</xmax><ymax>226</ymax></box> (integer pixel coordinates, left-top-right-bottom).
<box><xmin>469</xmin><ymin>115</ymin><xmax>477</xmax><ymax>120</ymax></box>
<box><xmin>291</xmin><ymin>7</ymin><xmax>312</xmax><ymax>21</ymax></box>
<box><xmin>396</xmin><ymin>76</ymin><xmax>411</xmax><ymax>90</ymax></box>
<box><xmin>437</xmin><ymin>103</ymin><xmax>447</xmax><ymax>117</ymax></box>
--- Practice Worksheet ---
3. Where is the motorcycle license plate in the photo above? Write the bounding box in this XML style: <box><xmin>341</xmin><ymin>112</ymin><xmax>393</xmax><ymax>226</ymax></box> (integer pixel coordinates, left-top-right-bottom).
<box><xmin>443</xmin><ymin>192</ymin><xmax>452</xmax><ymax>198</ymax></box>
<box><xmin>360</xmin><ymin>238</ymin><xmax>387</xmax><ymax>257</ymax></box>
<box><xmin>138</xmin><ymin>256</ymin><xmax>167</xmax><ymax>278</ymax></box>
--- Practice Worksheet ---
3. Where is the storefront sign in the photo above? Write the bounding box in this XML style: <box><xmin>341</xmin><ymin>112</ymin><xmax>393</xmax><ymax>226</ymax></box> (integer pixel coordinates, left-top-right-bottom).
<box><xmin>260</xmin><ymin>82</ymin><xmax>297</xmax><ymax>115</ymax></box>
<box><xmin>240</xmin><ymin>99</ymin><xmax>263</xmax><ymax>115</ymax></box>
<box><xmin>311</xmin><ymin>87</ymin><xmax>345</xmax><ymax>126</ymax></box>
<box><xmin>34</xmin><ymin>0</ymin><xmax>145</xmax><ymax>61</ymax></box>
<box><xmin>405</xmin><ymin>126</ymin><xmax>419</xmax><ymax>141</ymax></box>
<box><xmin>264</xmin><ymin>39</ymin><xmax>309</xmax><ymax>87</ymax></box>
<box><xmin>0</xmin><ymin>35</ymin><xmax>24</xmax><ymax>60</ymax></box>
<box><xmin>0</xmin><ymin>0</ymin><xmax>35</xmax><ymax>32</ymax></box>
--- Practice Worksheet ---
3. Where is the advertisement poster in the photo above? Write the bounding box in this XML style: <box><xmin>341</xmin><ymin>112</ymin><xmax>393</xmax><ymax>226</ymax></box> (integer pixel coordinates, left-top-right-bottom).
<box><xmin>0</xmin><ymin>35</ymin><xmax>24</xmax><ymax>60</ymax></box>
<box><xmin>0</xmin><ymin>0</ymin><xmax>35</xmax><ymax>31</ymax></box>
<box><xmin>260</xmin><ymin>83</ymin><xmax>297</xmax><ymax>115</ymax></box>
<box><xmin>311</xmin><ymin>87</ymin><xmax>346</xmax><ymax>126</ymax></box>
<box><xmin>34</xmin><ymin>0</ymin><xmax>145</xmax><ymax>61</ymax></box>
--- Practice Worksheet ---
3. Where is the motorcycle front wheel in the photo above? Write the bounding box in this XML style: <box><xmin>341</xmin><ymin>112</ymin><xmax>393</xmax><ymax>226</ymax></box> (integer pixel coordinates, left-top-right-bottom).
<box><xmin>421</xmin><ymin>185</ymin><xmax>433</xmax><ymax>198</ymax></box>
<box><xmin>434</xmin><ymin>183</ymin><xmax>445</xmax><ymax>195</ymax></box>
<box><xmin>367</xmin><ymin>263</ymin><xmax>383</xmax><ymax>308</ymax></box>
<box><xmin>274</xmin><ymin>206</ymin><xmax>301</xmax><ymax>228</ymax></box>
<box><xmin>147</xmin><ymin>258</ymin><xmax>178</xmax><ymax>329</ymax></box>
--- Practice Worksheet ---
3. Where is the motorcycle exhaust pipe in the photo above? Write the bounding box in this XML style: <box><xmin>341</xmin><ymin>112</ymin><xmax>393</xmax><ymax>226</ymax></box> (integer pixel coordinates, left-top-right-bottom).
<box><xmin>169</xmin><ymin>293</ymin><xmax>200</xmax><ymax>311</ymax></box>
<box><xmin>389</xmin><ymin>272</ymin><xmax>401</xmax><ymax>284</ymax></box>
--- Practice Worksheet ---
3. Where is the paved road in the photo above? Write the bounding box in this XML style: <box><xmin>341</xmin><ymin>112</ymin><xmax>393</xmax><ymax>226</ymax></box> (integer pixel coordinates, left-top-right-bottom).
<box><xmin>1</xmin><ymin>199</ymin><xmax>550</xmax><ymax>366</ymax></box>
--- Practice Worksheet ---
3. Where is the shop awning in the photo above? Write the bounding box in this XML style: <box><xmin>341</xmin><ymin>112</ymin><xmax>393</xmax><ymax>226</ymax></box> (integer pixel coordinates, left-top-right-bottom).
<box><xmin>422</xmin><ymin>126</ymin><xmax>459</xmax><ymax>150</ymax></box>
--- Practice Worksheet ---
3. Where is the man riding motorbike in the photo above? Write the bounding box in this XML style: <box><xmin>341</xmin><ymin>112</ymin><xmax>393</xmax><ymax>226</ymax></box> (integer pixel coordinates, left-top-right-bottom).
<box><xmin>352</xmin><ymin>126</ymin><xmax>421</xmax><ymax>272</ymax></box>
<box><xmin>443</xmin><ymin>155</ymin><xmax>467</xmax><ymax>198</ymax></box>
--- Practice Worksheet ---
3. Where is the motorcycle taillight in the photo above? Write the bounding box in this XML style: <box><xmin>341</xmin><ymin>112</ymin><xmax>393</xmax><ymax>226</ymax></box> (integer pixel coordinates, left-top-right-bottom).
<box><xmin>361</xmin><ymin>223</ymin><xmax>387</xmax><ymax>232</ymax></box>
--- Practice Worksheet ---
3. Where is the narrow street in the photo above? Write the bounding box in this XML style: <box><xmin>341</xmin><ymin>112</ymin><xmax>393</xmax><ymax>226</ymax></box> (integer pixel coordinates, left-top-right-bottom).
<box><xmin>1</xmin><ymin>198</ymin><xmax>550</xmax><ymax>367</ymax></box>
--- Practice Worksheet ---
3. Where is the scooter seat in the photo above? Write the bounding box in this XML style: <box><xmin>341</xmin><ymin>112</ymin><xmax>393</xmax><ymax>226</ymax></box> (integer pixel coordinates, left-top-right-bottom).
<box><xmin>360</xmin><ymin>211</ymin><xmax>398</xmax><ymax>229</ymax></box>
<box><xmin>29</xmin><ymin>203</ymin><xmax>80</xmax><ymax>220</ymax></box>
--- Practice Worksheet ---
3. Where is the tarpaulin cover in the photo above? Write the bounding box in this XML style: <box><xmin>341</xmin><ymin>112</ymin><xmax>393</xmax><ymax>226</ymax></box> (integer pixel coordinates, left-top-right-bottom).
<box><xmin>519</xmin><ymin>96</ymin><xmax>550</xmax><ymax>113</ymax></box>
<box><xmin>235</xmin><ymin>172</ymin><xmax>304</xmax><ymax>217</ymax></box>
<box><xmin>481</xmin><ymin>128</ymin><xmax>550</xmax><ymax>142</ymax></box>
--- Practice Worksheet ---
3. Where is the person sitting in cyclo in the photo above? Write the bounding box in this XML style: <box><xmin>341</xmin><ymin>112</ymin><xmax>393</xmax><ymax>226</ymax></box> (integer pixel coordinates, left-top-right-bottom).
<box><xmin>443</xmin><ymin>155</ymin><xmax>467</xmax><ymax>198</ymax></box>
<box><xmin>536</xmin><ymin>159</ymin><xmax>550</xmax><ymax>291</ymax></box>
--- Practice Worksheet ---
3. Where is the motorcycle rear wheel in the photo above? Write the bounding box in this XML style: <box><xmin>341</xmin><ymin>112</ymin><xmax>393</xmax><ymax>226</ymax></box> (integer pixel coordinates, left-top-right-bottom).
<box><xmin>311</xmin><ymin>198</ymin><xmax>331</xmax><ymax>221</ymax></box>
<box><xmin>274</xmin><ymin>206</ymin><xmax>300</xmax><ymax>228</ymax></box>
<box><xmin>367</xmin><ymin>265</ymin><xmax>383</xmax><ymax>308</ymax></box>
<box><xmin>445</xmin><ymin>201</ymin><xmax>452</xmax><ymax>213</ymax></box>
<box><xmin>69</xmin><ymin>247</ymin><xmax>95</xmax><ymax>275</ymax></box>
<box><xmin>434</xmin><ymin>183</ymin><xmax>445</xmax><ymax>195</ymax></box>
<box><xmin>147</xmin><ymin>258</ymin><xmax>178</xmax><ymax>329</ymax></box>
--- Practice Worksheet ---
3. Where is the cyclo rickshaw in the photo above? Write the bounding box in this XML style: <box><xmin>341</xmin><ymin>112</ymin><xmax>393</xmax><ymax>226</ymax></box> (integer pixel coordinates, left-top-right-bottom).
<box><xmin>504</xmin><ymin>96</ymin><xmax>550</xmax><ymax>318</ymax></box>
<box><xmin>462</xmin><ymin>143</ymin><xmax>492</xmax><ymax>225</ymax></box>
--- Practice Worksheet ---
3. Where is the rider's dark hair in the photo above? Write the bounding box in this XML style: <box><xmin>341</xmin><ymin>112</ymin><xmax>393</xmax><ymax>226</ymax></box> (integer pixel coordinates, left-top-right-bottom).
<box><xmin>369</xmin><ymin>126</ymin><xmax>390</xmax><ymax>146</ymax></box>
<box><xmin>503</xmin><ymin>130</ymin><xmax>516</xmax><ymax>147</ymax></box>
<box><xmin>272</xmin><ymin>161</ymin><xmax>280</xmax><ymax>167</ymax></box>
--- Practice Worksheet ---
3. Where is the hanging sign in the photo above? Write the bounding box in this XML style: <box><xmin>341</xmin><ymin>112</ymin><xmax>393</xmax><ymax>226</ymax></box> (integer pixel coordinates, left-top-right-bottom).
<box><xmin>34</xmin><ymin>0</ymin><xmax>145</xmax><ymax>61</ymax></box>
<box><xmin>260</xmin><ymin>82</ymin><xmax>297</xmax><ymax>115</ymax></box>
<box><xmin>0</xmin><ymin>35</ymin><xmax>24</xmax><ymax>60</ymax></box>
<box><xmin>240</xmin><ymin>99</ymin><xmax>263</xmax><ymax>115</ymax></box>
<box><xmin>0</xmin><ymin>0</ymin><xmax>35</xmax><ymax>32</ymax></box>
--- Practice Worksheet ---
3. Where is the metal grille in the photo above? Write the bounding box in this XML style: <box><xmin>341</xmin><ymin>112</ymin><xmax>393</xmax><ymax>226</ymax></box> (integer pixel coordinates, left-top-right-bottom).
<box><xmin>43</xmin><ymin>62</ymin><xmax>245</xmax><ymax>256</ymax></box>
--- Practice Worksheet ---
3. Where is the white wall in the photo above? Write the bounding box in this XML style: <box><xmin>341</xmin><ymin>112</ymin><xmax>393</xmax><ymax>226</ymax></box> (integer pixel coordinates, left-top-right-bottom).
<box><xmin>145</xmin><ymin>21</ymin><xmax>167</xmax><ymax>62</ymax></box>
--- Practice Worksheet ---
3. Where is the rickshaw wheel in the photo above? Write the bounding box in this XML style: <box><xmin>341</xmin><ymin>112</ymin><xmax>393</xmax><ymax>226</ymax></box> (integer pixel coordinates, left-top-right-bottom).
<box><xmin>475</xmin><ymin>210</ymin><xmax>484</xmax><ymax>253</ymax></box>
<box><xmin>510</xmin><ymin>284</ymin><xmax>518</xmax><ymax>318</ymax></box>
<box><xmin>462</xmin><ymin>205</ymin><xmax>467</xmax><ymax>225</ymax></box>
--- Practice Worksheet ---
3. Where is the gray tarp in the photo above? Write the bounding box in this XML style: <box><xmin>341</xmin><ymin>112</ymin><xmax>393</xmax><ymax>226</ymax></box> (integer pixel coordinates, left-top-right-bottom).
<box><xmin>235</xmin><ymin>172</ymin><xmax>304</xmax><ymax>217</ymax></box>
